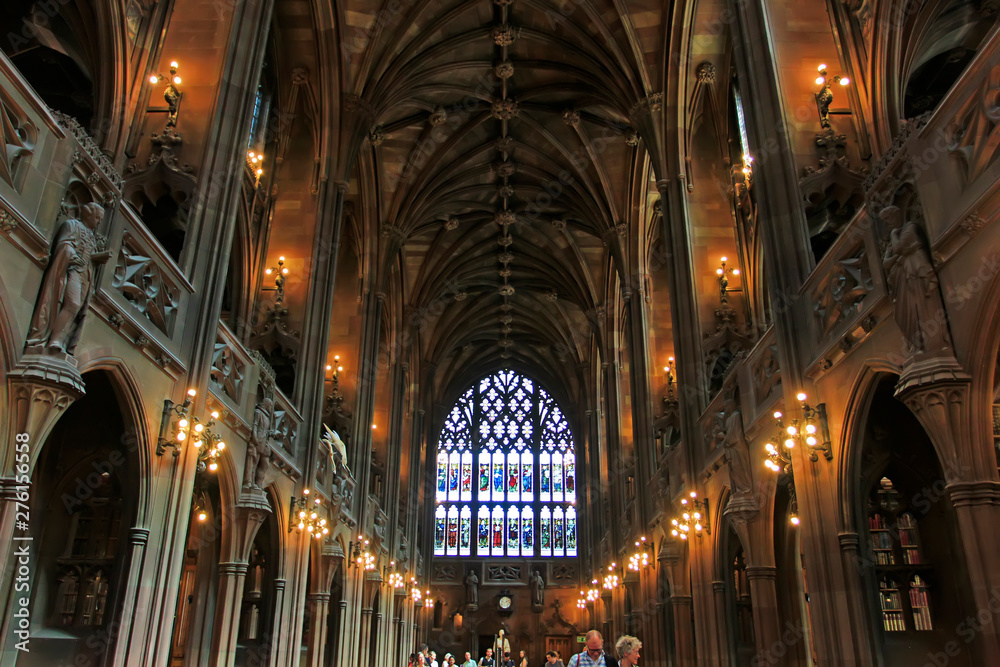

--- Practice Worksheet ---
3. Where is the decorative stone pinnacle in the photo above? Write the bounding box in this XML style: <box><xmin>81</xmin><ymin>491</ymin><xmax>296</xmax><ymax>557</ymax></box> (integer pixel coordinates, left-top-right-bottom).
<box><xmin>696</xmin><ymin>62</ymin><xmax>717</xmax><ymax>84</ymax></box>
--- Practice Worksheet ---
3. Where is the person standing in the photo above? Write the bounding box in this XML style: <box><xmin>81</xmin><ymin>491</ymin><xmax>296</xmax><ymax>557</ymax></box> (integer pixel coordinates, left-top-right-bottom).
<box><xmin>461</xmin><ymin>651</ymin><xmax>477</xmax><ymax>667</ymax></box>
<box><xmin>519</xmin><ymin>649</ymin><xmax>529</xmax><ymax>667</ymax></box>
<box><xmin>501</xmin><ymin>651</ymin><xmax>516</xmax><ymax>667</ymax></box>
<box><xmin>614</xmin><ymin>636</ymin><xmax>642</xmax><ymax>667</ymax></box>
<box><xmin>545</xmin><ymin>650</ymin><xmax>565</xmax><ymax>667</ymax></box>
<box><xmin>479</xmin><ymin>648</ymin><xmax>495</xmax><ymax>666</ymax></box>
<box><xmin>567</xmin><ymin>630</ymin><xmax>618</xmax><ymax>667</ymax></box>
<box><xmin>430</xmin><ymin>650</ymin><xmax>440</xmax><ymax>667</ymax></box>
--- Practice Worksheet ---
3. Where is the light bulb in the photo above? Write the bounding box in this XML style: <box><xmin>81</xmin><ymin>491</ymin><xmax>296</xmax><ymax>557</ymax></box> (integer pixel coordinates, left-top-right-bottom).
<box><xmin>299</xmin><ymin>522</ymin><xmax>306</xmax><ymax>530</ymax></box>
<box><xmin>787</xmin><ymin>425</ymin><xmax>797</xmax><ymax>436</ymax></box>
<box><xmin>796</xmin><ymin>392</ymin><xmax>807</xmax><ymax>402</ymax></box>
<box><xmin>256</xmin><ymin>169</ymin><xmax>263</xmax><ymax>176</ymax></box>
<box><xmin>198</xmin><ymin>512</ymin><xmax>207</xmax><ymax>521</ymax></box>
<box><xmin>790</xmin><ymin>516</ymin><xmax>801</xmax><ymax>526</ymax></box>
<box><xmin>785</xmin><ymin>438</ymin><xmax>795</xmax><ymax>448</ymax></box>
<box><xmin>816</xmin><ymin>76</ymin><xmax>826</xmax><ymax>85</ymax></box>
<box><xmin>303</xmin><ymin>488</ymin><xmax>310</xmax><ymax>495</ymax></box>
<box><xmin>218</xmin><ymin>441</ymin><xmax>226</xmax><ymax>450</ymax></box>
<box><xmin>211</xmin><ymin>411</ymin><xmax>220</xmax><ymax>420</ymax></box>
<box><xmin>806</xmin><ymin>436</ymin><xmax>818</xmax><ymax>446</ymax></box>
<box><xmin>208</xmin><ymin>462</ymin><xmax>218</xmax><ymax>471</ymax></box>
<box><xmin>265</xmin><ymin>268</ymin><xmax>272</xmax><ymax>275</ymax></box>
<box><xmin>695</xmin><ymin>523</ymin><xmax>703</xmax><ymax>531</ymax></box>
<box><xmin>310</xmin><ymin>512</ymin><xmax>318</xmax><ymax>520</ymax></box>
<box><xmin>839</xmin><ymin>77</ymin><xmax>849</xmax><ymax>86</ymax></box>
<box><xmin>150</xmin><ymin>75</ymin><xmax>159</xmax><ymax>84</ymax></box>
<box><xmin>178</xmin><ymin>418</ymin><xmax>189</xmax><ymax>429</ymax></box>
<box><xmin>170</xmin><ymin>61</ymin><xmax>179</xmax><ymax>68</ymax></box>
<box><xmin>716</xmin><ymin>268</ymin><xmax>724</xmax><ymax>275</ymax></box>
<box><xmin>732</xmin><ymin>269</ymin><xmax>740</xmax><ymax>275</ymax></box>
<box><xmin>194</xmin><ymin>423</ymin><xmax>204</xmax><ymax>433</ymax></box>
<box><xmin>818</xmin><ymin>64</ymin><xmax>827</xmax><ymax>71</ymax></box>
<box><xmin>173</xmin><ymin>76</ymin><xmax>182</xmax><ymax>85</ymax></box>
<box><xmin>774</xmin><ymin>411</ymin><xmax>783</xmax><ymax>419</ymax></box>
<box><xmin>187</xmin><ymin>389</ymin><xmax>197</xmax><ymax>397</ymax></box>
<box><xmin>766</xmin><ymin>443</ymin><xmax>775</xmax><ymax>454</ymax></box>
<box><xmin>177</xmin><ymin>432</ymin><xmax>186</xmax><ymax>442</ymax></box>
<box><xmin>805</xmin><ymin>423</ymin><xmax>817</xmax><ymax>434</ymax></box>
<box><xmin>281</xmin><ymin>267</ymin><xmax>288</xmax><ymax>274</ymax></box>
<box><xmin>299</xmin><ymin>511</ymin><xmax>306</xmax><ymax>519</ymax></box>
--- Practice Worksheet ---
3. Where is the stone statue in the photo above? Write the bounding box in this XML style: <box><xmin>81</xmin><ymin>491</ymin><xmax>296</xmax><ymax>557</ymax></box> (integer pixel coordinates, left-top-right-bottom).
<box><xmin>26</xmin><ymin>203</ymin><xmax>109</xmax><ymax>353</ymax></box>
<box><xmin>720</xmin><ymin>395</ymin><xmax>753</xmax><ymax>500</ymax></box>
<box><xmin>243</xmin><ymin>398</ymin><xmax>273</xmax><ymax>490</ymax></box>
<box><xmin>322</xmin><ymin>424</ymin><xmax>350</xmax><ymax>475</ymax></box>
<box><xmin>530</xmin><ymin>569</ymin><xmax>545</xmax><ymax>607</ymax></box>
<box><xmin>880</xmin><ymin>205</ymin><xmax>952</xmax><ymax>357</ymax></box>
<box><xmin>465</xmin><ymin>570</ymin><xmax>479</xmax><ymax>607</ymax></box>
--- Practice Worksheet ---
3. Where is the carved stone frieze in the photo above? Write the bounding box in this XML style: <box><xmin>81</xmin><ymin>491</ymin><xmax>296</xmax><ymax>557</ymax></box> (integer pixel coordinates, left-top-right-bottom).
<box><xmin>946</xmin><ymin>65</ymin><xmax>1000</xmax><ymax>186</ymax></box>
<box><xmin>0</xmin><ymin>208</ymin><xmax>17</xmax><ymax>234</ymax></box>
<box><xmin>0</xmin><ymin>91</ymin><xmax>35</xmax><ymax>190</ymax></box>
<box><xmin>111</xmin><ymin>233</ymin><xmax>180</xmax><ymax>334</ymax></box>
<box><xmin>51</xmin><ymin>111</ymin><xmax>124</xmax><ymax>190</ymax></box>
<box><xmin>210</xmin><ymin>337</ymin><xmax>245</xmax><ymax>401</ymax></box>
<box><xmin>811</xmin><ymin>242</ymin><xmax>873</xmax><ymax>339</ymax></box>
<box><xmin>751</xmin><ymin>343</ymin><xmax>781</xmax><ymax>403</ymax></box>
<box><xmin>272</xmin><ymin>405</ymin><xmax>297</xmax><ymax>454</ymax></box>
<box><xmin>487</xmin><ymin>565</ymin><xmax>521</xmax><ymax>582</ymax></box>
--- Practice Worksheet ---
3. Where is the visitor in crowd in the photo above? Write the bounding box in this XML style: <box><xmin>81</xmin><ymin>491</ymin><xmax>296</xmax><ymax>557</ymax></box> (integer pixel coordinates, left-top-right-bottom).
<box><xmin>479</xmin><ymin>647</ymin><xmax>495</xmax><ymax>666</ymax></box>
<box><xmin>519</xmin><ymin>649</ymin><xmax>529</xmax><ymax>667</ymax></box>
<box><xmin>430</xmin><ymin>650</ymin><xmax>440</xmax><ymax>667</ymax></box>
<box><xmin>546</xmin><ymin>649</ymin><xmax>565</xmax><ymax>667</ymax></box>
<box><xmin>568</xmin><ymin>630</ymin><xmax>619</xmax><ymax>667</ymax></box>
<box><xmin>615</xmin><ymin>636</ymin><xmax>642</xmax><ymax>667</ymax></box>
<box><xmin>462</xmin><ymin>651</ymin><xmax>477</xmax><ymax>667</ymax></box>
<box><xmin>501</xmin><ymin>651</ymin><xmax>516</xmax><ymax>667</ymax></box>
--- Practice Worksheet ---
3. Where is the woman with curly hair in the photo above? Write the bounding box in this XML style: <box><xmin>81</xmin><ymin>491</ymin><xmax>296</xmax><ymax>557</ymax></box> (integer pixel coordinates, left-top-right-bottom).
<box><xmin>615</xmin><ymin>636</ymin><xmax>642</xmax><ymax>667</ymax></box>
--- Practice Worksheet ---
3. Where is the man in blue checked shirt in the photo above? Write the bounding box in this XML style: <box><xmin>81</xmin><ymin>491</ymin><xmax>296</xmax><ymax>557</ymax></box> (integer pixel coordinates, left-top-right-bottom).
<box><xmin>567</xmin><ymin>631</ymin><xmax>619</xmax><ymax>667</ymax></box>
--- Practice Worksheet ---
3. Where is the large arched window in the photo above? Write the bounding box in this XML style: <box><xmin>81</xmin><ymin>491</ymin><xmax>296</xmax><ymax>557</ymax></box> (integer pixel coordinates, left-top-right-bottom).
<box><xmin>434</xmin><ymin>370</ymin><xmax>577</xmax><ymax>557</ymax></box>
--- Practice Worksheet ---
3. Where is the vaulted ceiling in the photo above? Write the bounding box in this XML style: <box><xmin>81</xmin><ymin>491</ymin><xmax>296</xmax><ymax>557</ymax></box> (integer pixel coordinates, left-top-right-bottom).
<box><xmin>338</xmin><ymin>0</ymin><xmax>671</xmax><ymax>401</ymax></box>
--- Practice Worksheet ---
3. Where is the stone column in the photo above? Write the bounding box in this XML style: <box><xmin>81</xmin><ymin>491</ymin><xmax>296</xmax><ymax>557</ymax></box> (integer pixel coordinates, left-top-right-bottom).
<box><xmin>267</xmin><ymin>578</ymin><xmax>286</xmax><ymax>667</ymax></box>
<box><xmin>670</xmin><ymin>595</ymin><xmax>696</xmax><ymax>667</ymax></box>
<box><xmin>746</xmin><ymin>566</ymin><xmax>783</xmax><ymax>666</ymax></box>
<box><xmin>305</xmin><ymin>593</ymin><xmax>331</xmax><ymax>667</ymax></box>
<box><xmin>210</xmin><ymin>561</ymin><xmax>249</xmax><ymax>667</ymax></box>
<box><xmin>357</xmin><ymin>607</ymin><xmax>373</xmax><ymax>666</ymax></box>
<box><xmin>711</xmin><ymin>582</ymin><xmax>731</xmax><ymax>667</ymax></box>
<box><xmin>110</xmin><ymin>528</ymin><xmax>150</xmax><ymax>667</ymax></box>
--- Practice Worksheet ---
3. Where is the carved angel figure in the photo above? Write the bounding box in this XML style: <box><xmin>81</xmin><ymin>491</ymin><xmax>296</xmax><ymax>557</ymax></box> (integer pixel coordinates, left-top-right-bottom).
<box><xmin>322</xmin><ymin>424</ymin><xmax>350</xmax><ymax>475</ymax></box>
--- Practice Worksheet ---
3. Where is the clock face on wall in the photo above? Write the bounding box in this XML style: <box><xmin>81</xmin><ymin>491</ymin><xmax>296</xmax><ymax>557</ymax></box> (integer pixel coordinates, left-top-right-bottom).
<box><xmin>499</xmin><ymin>595</ymin><xmax>512</xmax><ymax>609</ymax></box>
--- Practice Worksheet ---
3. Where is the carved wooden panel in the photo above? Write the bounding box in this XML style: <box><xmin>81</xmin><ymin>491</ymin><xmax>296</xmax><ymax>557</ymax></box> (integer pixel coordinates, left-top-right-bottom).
<box><xmin>210</xmin><ymin>337</ymin><xmax>245</xmax><ymax>401</ymax></box>
<box><xmin>811</xmin><ymin>242</ymin><xmax>873</xmax><ymax>340</ymax></box>
<box><xmin>487</xmin><ymin>565</ymin><xmax>521</xmax><ymax>582</ymax></box>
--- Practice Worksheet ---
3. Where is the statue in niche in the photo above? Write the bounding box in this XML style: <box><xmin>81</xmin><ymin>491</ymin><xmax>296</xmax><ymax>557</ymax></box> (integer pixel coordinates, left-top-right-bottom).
<box><xmin>465</xmin><ymin>569</ymin><xmax>479</xmax><ymax>607</ymax></box>
<box><xmin>530</xmin><ymin>570</ymin><xmax>545</xmax><ymax>607</ymax></box>
<box><xmin>880</xmin><ymin>205</ymin><xmax>953</xmax><ymax>357</ymax></box>
<box><xmin>26</xmin><ymin>203</ymin><xmax>109</xmax><ymax>354</ymax></box>
<box><xmin>322</xmin><ymin>424</ymin><xmax>350</xmax><ymax>475</ymax></box>
<box><xmin>243</xmin><ymin>398</ymin><xmax>273</xmax><ymax>490</ymax></box>
<box><xmin>716</xmin><ymin>393</ymin><xmax>753</xmax><ymax>502</ymax></box>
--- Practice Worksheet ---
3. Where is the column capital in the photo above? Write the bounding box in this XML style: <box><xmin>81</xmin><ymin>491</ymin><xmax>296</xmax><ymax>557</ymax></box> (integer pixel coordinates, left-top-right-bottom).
<box><xmin>947</xmin><ymin>481</ymin><xmax>1000</xmax><ymax>507</ymax></box>
<box><xmin>838</xmin><ymin>532</ymin><xmax>860</xmax><ymax>550</ymax></box>
<box><xmin>218</xmin><ymin>561</ymin><xmax>249</xmax><ymax>577</ymax></box>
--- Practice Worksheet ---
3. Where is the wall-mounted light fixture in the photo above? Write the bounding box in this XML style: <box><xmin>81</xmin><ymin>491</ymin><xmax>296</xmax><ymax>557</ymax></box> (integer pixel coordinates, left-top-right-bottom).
<box><xmin>350</xmin><ymin>534</ymin><xmax>375</xmax><ymax>569</ymax></box>
<box><xmin>387</xmin><ymin>561</ymin><xmax>405</xmax><ymax>589</ymax></box>
<box><xmin>773</xmin><ymin>393</ymin><xmax>832</xmax><ymax>462</ymax></box>
<box><xmin>263</xmin><ymin>257</ymin><xmax>289</xmax><ymax>304</ymax></box>
<box><xmin>716</xmin><ymin>257</ymin><xmax>740</xmax><ymax>305</ymax></box>
<box><xmin>156</xmin><ymin>389</ymin><xmax>226</xmax><ymax>472</ymax></box>
<box><xmin>288</xmin><ymin>489</ymin><xmax>329</xmax><ymax>538</ymax></box>
<box><xmin>628</xmin><ymin>536</ymin><xmax>650</xmax><ymax>571</ymax></box>
<box><xmin>149</xmin><ymin>61</ymin><xmax>183</xmax><ymax>129</ymax></box>
<box><xmin>663</xmin><ymin>357</ymin><xmax>675</xmax><ymax>399</ymax></box>
<box><xmin>671</xmin><ymin>492</ymin><xmax>710</xmax><ymax>539</ymax></box>
<box><xmin>246</xmin><ymin>150</ymin><xmax>265</xmax><ymax>186</ymax></box>
<box><xmin>815</xmin><ymin>64</ymin><xmax>850</xmax><ymax>129</ymax></box>
<box><xmin>410</xmin><ymin>578</ymin><xmax>423</xmax><ymax>603</ymax></box>
<box><xmin>602</xmin><ymin>563</ymin><xmax>620</xmax><ymax>590</ymax></box>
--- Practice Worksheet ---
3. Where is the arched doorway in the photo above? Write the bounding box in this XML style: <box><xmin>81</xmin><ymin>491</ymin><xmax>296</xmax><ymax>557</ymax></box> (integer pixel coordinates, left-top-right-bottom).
<box><xmin>853</xmin><ymin>375</ymin><xmax>971</xmax><ymax>666</ymax></box>
<box><xmin>26</xmin><ymin>371</ymin><xmax>141</xmax><ymax>665</ymax></box>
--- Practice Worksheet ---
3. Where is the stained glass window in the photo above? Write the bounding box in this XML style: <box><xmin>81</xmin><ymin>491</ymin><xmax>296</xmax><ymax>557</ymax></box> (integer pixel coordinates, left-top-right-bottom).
<box><xmin>434</xmin><ymin>371</ymin><xmax>577</xmax><ymax>557</ymax></box>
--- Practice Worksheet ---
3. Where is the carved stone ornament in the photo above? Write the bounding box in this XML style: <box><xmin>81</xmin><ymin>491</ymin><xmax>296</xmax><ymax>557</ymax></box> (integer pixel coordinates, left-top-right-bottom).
<box><xmin>492</xmin><ymin>24</ymin><xmax>518</xmax><ymax>46</ymax></box>
<box><xmin>112</xmin><ymin>233</ymin><xmax>180</xmax><ymax>334</ymax></box>
<box><xmin>0</xmin><ymin>208</ymin><xmax>17</xmax><ymax>234</ymax></box>
<box><xmin>493</xmin><ymin>159</ymin><xmax>516</xmax><ymax>177</ymax></box>
<box><xmin>26</xmin><ymin>203</ymin><xmax>110</xmax><ymax>355</ymax></box>
<box><xmin>961</xmin><ymin>214</ymin><xmax>986</xmax><ymax>235</ymax></box>
<box><xmin>696</xmin><ymin>62</ymin><xmax>717</xmax><ymax>84</ymax></box>
<box><xmin>368</xmin><ymin>125</ymin><xmax>386</xmax><ymax>146</ymax></box>
<box><xmin>428</xmin><ymin>106</ymin><xmax>447</xmax><ymax>127</ymax></box>
<box><xmin>491</xmin><ymin>99</ymin><xmax>519</xmax><ymax>121</ymax></box>
<box><xmin>495</xmin><ymin>210</ymin><xmax>516</xmax><ymax>226</ymax></box>
<box><xmin>444</xmin><ymin>216</ymin><xmax>460</xmax><ymax>231</ymax></box>
<box><xmin>495</xmin><ymin>60</ymin><xmax>515</xmax><ymax>79</ymax></box>
<box><xmin>499</xmin><ymin>284</ymin><xmax>515</xmax><ymax>296</ymax></box>
<box><xmin>0</xmin><ymin>91</ymin><xmax>35</xmax><ymax>190</ymax></box>
<box><xmin>562</xmin><ymin>110</ymin><xmax>580</xmax><ymax>127</ymax></box>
